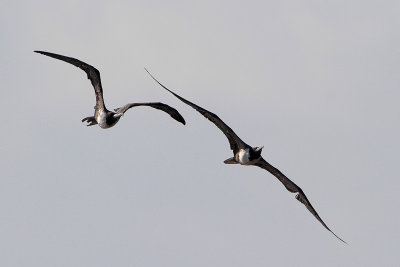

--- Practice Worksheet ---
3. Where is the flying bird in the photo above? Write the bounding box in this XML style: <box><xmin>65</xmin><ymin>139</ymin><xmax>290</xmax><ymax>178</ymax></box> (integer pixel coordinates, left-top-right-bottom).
<box><xmin>34</xmin><ymin>51</ymin><xmax>185</xmax><ymax>128</ymax></box>
<box><xmin>145</xmin><ymin>68</ymin><xmax>346</xmax><ymax>243</ymax></box>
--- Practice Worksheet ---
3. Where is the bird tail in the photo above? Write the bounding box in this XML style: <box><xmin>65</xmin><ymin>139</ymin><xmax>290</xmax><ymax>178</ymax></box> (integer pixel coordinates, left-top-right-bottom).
<box><xmin>224</xmin><ymin>157</ymin><xmax>238</xmax><ymax>164</ymax></box>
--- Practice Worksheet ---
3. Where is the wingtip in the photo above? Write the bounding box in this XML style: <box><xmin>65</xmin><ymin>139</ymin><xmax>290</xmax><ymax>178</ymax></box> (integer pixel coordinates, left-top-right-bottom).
<box><xmin>34</xmin><ymin>50</ymin><xmax>48</xmax><ymax>56</ymax></box>
<box><xmin>144</xmin><ymin>67</ymin><xmax>152</xmax><ymax>77</ymax></box>
<box><xmin>176</xmin><ymin>116</ymin><xmax>186</xmax><ymax>125</ymax></box>
<box><xmin>331</xmin><ymin>231</ymin><xmax>347</xmax><ymax>244</ymax></box>
<box><xmin>294</xmin><ymin>192</ymin><xmax>347</xmax><ymax>244</ymax></box>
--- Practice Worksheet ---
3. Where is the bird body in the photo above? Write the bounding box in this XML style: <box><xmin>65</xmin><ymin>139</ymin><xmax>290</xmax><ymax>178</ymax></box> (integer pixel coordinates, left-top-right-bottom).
<box><xmin>233</xmin><ymin>147</ymin><xmax>263</xmax><ymax>165</ymax></box>
<box><xmin>237</xmin><ymin>148</ymin><xmax>252</xmax><ymax>164</ymax></box>
<box><xmin>94</xmin><ymin>109</ymin><xmax>120</xmax><ymax>129</ymax></box>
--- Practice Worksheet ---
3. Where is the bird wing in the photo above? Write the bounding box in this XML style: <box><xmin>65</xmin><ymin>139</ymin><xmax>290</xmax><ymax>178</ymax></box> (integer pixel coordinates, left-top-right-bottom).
<box><xmin>35</xmin><ymin>50</ymin><xmax>106</xmax><ymax>111</ymax></box>
<box><xmin>254</xmin><ymin>157</ymin><xmax>346</xmax><ymax>243</ymax></box>
<box><xmin>114</xmin><ymin>102</ymin><xmax>186</xmax><ymax>125</ymax></box>
<box><xmin>145</xmin><ymin>68</ymin><xmax>248</xmax><ymax>151</ymax></box>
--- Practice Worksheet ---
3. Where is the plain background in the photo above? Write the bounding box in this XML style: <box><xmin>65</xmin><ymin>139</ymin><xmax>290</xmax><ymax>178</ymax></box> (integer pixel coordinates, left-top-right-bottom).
<box><xmin>1</xmin><ymin>0</ymin><xmax>399</xmax><ymax>266</ymax></box>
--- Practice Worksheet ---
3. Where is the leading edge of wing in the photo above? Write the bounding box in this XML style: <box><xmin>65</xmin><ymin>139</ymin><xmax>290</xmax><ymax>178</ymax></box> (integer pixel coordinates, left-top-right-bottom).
<box><xmin>254</xmin><ymin>157</ymin><xmax>347</xmax><ymax>244</ymax></box>
<box><xmin>144</xmin><ymin>68</ymin><xmax>247</xmax><ymax>151</ymax></box>
<box><xmin>114</xmin><ymin>102</ymin><xmax>186</xmax><ymax>125</ymax></box>
<box><xmin>34</xmin><ymin>50</ymin><xmax>105</xmax><ymax>109</ymax></box>
<box><xmin>34</xmin><ymin>51</ymin><xmax>101</xmax><ymax>85</ymax></box>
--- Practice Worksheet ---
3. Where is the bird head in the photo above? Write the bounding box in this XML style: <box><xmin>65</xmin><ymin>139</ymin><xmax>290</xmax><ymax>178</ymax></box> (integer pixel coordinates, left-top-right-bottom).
<box><xmin>253</xmin><ymin>146</ymin><xmax>264</xmax><ymax>156</ymax></box>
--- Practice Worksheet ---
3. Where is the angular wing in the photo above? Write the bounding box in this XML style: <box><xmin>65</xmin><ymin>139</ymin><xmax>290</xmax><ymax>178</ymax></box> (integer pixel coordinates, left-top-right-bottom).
<box><xmin>254</xmin><ymin>157</ymin><xmax>346</xmax><ymax>243</ymax></box>
<box><xmin>114</xmin><ymin>102</ymin><xmax>185</xmax><ymax>125</ymax></box>
<box><xmin>35</xmin><ymin>50</ymin><xmax>105</xmax><ymax>111</ymax></box>
<box><xmin>145</xmin><ymin>68</ymin><xmax>248</xmax><ymax>152</ymax></box>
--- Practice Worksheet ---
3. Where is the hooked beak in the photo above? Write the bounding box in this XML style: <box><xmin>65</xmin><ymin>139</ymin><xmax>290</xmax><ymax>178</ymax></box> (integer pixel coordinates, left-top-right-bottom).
<box><xmin>255</xmin><ymin>146</ymin><xmax>264</xmax><ymax>152</ymax></box>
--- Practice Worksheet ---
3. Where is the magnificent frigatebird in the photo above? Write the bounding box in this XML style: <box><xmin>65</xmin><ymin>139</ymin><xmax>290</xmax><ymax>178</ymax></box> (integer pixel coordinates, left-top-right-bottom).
<box><xmin>145</xmin><ymin>68</ymin><xmax>345</xmax><ymax>243</ymax></box>
<box><xmin>35</xmin><ymin>51</ymin><xmax>185</xmax><ymax>128</ymax></box>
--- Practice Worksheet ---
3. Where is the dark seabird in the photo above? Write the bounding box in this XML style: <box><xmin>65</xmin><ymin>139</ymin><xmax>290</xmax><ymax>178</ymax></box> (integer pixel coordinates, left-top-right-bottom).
<box><xmin>145</xmin><ymin>68</ymin><xmax>346</xmax><ymax>243</ymax></box>
<box><xmin>34</xmin><ymin>51</ymin><xmax>185</xmax><ymax>128</ymax></box>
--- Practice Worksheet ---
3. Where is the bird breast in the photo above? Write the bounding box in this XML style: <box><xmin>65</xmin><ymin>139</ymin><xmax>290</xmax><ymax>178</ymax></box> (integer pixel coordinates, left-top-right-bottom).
<box><xmin>96</xmin><ymin>111</ymin><xmax>109</xmax><ymax>129</ymax></box>
<box><xmin>236</xmin><ymin>148</ymin><xmax>251</xmax><ymax>165</ymax></box>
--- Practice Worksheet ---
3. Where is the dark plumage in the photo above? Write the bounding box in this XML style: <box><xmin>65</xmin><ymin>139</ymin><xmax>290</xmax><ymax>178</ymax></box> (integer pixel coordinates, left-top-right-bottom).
<box><xmin>34</xmin><ymin>51</ymin><xmax>185</xmax><ymax>128</ymax></box>
<box><xmin>145</xmin><ymin>68</ymin><xmax>346</xmax><ymax>243</ymax></box>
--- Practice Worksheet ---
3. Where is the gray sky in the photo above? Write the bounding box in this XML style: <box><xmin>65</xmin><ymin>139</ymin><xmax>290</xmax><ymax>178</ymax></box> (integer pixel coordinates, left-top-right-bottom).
<box><xmin>1</xmin><ymin>0</ymin><xmax>399</xmax><ymax>266</ymax></box>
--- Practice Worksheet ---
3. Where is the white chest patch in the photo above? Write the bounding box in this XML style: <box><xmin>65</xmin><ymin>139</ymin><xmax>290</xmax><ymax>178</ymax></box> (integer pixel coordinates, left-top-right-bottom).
<box><xmin>96</xmin><ymin>111</ymin><xmax>109</xmax><ymax>129</ymax></box>
<box><xmin>237</xmin><ymin>148</ymin><xmax>251</xmax><ymax>165</ymax></box>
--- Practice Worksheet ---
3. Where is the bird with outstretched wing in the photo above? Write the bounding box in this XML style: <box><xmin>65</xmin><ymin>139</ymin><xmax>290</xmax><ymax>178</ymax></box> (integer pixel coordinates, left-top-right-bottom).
<box><xmin>145</xmin><ymin>68</ymin><xmax>346</xmax><ymax>243</ymax></box>
<box><xmin>35</xmin><ymin>51</ymin><xmax>185</xmax><ymax>128</ymax></box>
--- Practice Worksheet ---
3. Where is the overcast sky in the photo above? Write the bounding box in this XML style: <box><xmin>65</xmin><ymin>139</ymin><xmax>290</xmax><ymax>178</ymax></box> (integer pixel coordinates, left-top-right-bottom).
<box><xmin>1</xmin><ymin>0</ymin><xmax>400</xmax><ymax>266</ymax></box>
